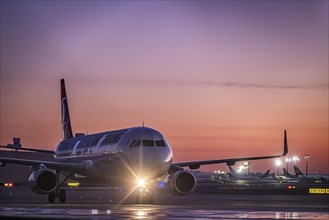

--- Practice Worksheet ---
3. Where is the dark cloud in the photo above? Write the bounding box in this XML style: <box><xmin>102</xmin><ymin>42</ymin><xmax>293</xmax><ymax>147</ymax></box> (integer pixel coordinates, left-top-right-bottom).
<box><xmin>76</xmin><ymin>78</ymin><xmax>328</xmax><ymax>90</ymax></box>
<box><xmin>189</xmin><ymin>81</ymin><xmax>328</xmax><ymax>90</ymax></box>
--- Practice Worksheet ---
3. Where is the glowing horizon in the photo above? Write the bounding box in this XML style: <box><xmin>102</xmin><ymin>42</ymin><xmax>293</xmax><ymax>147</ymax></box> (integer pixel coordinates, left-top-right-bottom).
<box><xmin>1</xmin><ymin>1</ymin><xmax>328</xmax><ymax>174</ymax></box>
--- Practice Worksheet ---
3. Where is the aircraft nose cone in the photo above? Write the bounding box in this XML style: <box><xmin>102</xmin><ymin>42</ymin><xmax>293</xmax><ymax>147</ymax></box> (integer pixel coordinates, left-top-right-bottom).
<box><xmin>135</xmin><ymin>149</ymin><xmax>166</xmax><ymax>180</ymax></box>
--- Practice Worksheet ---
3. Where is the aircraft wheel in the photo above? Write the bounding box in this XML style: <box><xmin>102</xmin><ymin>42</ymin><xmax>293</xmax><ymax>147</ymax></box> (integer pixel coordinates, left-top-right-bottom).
<box><xmin>48</xmin><ymin>192</ymin><xmax>56</xmax><ymax>203</ymax></box>
<box><xmin>59</xmin><ymin>188</ymin><xmax>66</xmax><ymax>203</ymax></box>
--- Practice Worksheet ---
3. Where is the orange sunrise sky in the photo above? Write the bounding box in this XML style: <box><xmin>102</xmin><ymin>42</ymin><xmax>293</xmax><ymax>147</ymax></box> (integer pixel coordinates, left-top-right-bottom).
<box><xmin>1</xmin><ymin>1</ymin><xmax>328</xmax><ymax>174</ymax></box>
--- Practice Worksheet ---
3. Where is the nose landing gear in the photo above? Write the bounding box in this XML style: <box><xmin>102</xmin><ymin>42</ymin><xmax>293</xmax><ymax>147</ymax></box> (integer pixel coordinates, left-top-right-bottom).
<box><xmin>136</xmin><ymin>185</ymin><xmax>154</xmax><ymax>204</ymax></box>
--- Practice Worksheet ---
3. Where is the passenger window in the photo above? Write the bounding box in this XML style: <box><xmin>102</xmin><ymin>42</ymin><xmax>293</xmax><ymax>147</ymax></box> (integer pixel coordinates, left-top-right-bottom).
<box><xmin>142</xmin><ymin>140</ymin><xmax>154</xmax><ymax>147</ymax></box>
<box><xmin>155</xmin><ymin>140</ymin><xmax>166</xmax><ymax>147</ymax></box>
<box><xmin>134</xmin><ymin>140</ymin><xmax>141</xmax><ymax>147</ymax></box>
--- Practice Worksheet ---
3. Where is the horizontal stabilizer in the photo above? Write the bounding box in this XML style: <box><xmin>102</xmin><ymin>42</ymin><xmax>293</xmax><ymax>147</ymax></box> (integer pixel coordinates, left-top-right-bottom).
<box><xmin>0</xmin><ymin>157</ymin><xmax>86</xmax><ymax>175</ymax></box>
<box><xmin>0</xmin><ymin>145</ymin><xmax>54</xmax><ymax>154</ymax></box>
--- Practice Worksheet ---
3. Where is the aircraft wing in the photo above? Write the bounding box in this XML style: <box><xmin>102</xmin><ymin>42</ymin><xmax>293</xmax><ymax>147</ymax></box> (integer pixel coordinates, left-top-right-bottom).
<box><xmin>173</xmin><ymin>130</ymin><xmax>288</xmax><ymax>169</ymax></box>
<box><xmin>0</xmin><ymin>157</ymin><xmax>86</xmax><ymax>175</ymax></box>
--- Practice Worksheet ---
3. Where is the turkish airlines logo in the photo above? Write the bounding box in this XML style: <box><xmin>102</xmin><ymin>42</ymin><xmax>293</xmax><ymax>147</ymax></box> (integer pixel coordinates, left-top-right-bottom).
<box><xmin>62</xmin><ymin>97</ymin><xmax>68</xmax><ymax>137</ymax></box>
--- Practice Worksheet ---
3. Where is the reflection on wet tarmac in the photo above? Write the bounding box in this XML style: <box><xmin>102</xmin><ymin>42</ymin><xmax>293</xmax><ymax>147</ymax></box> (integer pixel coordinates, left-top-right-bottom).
<box><xmin>0</xmin><ymin>206</ymin><xmax>328</xmax><ymax>219</ymax></box>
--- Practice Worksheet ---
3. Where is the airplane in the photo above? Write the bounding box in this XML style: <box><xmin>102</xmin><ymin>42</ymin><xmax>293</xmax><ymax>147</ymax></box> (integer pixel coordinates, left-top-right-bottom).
<box><xmin>281</xmin><ymin>166</ymin><xmax>328</xmax><ymax>184</ymax></box>
<box><xmin>276</xmin><ymin>167</ymin><xmax>310</xmax><ymax>183</ymax></box>
<box><xmin>0</xmin><ymin>79</ymin><xmax>288</xmax><ymax>204</ymax></box>
<box><xmin>293</xmin><ymin>166</ymin><xmax>305</xmax><ymax>178</ymax></box>
<box><xmin>227</xmin><ymin>166</ymin><xmax>271</xmax><ymax>180</ymax></box>
<box><xmin>282</xmin><ymin>168</ymin><xmax>300</xmax><ymax>180</ymax></box>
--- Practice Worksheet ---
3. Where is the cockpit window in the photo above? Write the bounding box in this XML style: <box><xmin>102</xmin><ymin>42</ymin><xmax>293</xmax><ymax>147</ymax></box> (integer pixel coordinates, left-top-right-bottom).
<box><xmin>129</xmin><ymin>139</ymin><xmax>164</xmax><ymax>148</ymax></box>
<box><xmin>134</xmin><ymin>140</ymin><xmax>141</xmax><ymax>147</ymax></box>
<box><xmin>142</xmin><ymin>140</ymin><xmax>154</xmax><ymax>147</ymax></box>
<box><xmin>155</xmin><ymin>140</ymin><xmax>166</xmax><ymax>147</ymax></box>
<box><xmin>129</xmin><ymin>140</ymin><xmax>137</xmax><ymax>148</ymax></box>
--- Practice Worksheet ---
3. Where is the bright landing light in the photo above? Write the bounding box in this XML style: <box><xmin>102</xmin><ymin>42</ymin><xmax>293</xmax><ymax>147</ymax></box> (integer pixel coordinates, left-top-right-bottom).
<box><xmin>137</xmin><ymin>179</ymin><xmax>145</xmax><ymax>187</ymax></box>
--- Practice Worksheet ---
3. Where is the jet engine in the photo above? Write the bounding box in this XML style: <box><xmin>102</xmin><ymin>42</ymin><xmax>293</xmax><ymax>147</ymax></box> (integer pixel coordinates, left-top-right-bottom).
<box><xmin>29</xmin><ymin>167</ymin><xmax>57</xmax><ymax>194</ymax></box>
<box><xmin>167</xmin><ymin>170</ymin><xmax>196</xmax><ymax>195</ymax></box>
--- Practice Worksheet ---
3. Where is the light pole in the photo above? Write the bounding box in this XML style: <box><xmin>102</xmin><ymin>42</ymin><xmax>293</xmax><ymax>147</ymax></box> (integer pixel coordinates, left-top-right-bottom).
<box><xmin>285</xmin><ymin>157</ymin><xmax>291</xmax><ymax>172</ymax></box>
<box><xmin>275</xmin><ymin>159</ymin><xmax>281</xmax><ymax>174</ymax></box>
<box><xmin>304</xmin><ymin>155</ymin><xmax>310</xmax><ymax>178</ymax></box>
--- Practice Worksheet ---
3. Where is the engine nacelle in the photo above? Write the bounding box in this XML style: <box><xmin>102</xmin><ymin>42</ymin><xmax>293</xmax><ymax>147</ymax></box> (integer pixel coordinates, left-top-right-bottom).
<box><xmin>167</xmin><ymin>170</ymin><xmax>196</xmax><ymax>195</ymax></box>
<box><xmin>29</xmin><ymin>168</ymin><xmax>57</xmax><ymax>194</ymax></box>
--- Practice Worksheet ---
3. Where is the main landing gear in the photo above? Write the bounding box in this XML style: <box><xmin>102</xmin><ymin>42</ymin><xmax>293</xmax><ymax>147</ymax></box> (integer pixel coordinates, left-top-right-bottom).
<box><xmin>48</xmin><ymin>171</ymin><xmax>71</xmax><ymax>203</ymax></box>
<box><xmin>48</xmin><ymin>188</ymin><xmax>66</xmax><ymax>203</ymax></box>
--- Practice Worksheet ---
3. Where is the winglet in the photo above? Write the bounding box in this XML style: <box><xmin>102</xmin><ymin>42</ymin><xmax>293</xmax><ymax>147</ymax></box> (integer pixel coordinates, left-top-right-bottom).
<box><xmin>282</xmin><ymin>129</ymin><xmax>288</xmax><ymax>156</ymax></box>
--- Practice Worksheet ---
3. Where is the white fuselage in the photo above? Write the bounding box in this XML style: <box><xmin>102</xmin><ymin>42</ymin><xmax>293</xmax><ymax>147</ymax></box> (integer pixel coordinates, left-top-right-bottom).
<box><xmin>54</xmin><ymin>127</ymin><xmax>173</xmax><ymax>185</ymax></box>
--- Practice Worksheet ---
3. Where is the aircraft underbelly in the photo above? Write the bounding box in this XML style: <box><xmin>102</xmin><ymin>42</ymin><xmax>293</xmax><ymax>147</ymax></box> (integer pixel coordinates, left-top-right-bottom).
<box><xmin>57</xmin><ymin>153</ymin><xmax>133</xmax><ymax>185</ymax></box>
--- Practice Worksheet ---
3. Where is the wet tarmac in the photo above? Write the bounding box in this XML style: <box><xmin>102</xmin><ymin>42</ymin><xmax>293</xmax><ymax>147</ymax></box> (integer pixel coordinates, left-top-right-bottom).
<box><xmin>1</xmin><ymin>205</ymin><xmax>328</xmax><ymax>219</ymax></box>
<box><xmin>0</xmin><ymin>186</ymin><xmax>328</xmax><ymax>219</ymax></box>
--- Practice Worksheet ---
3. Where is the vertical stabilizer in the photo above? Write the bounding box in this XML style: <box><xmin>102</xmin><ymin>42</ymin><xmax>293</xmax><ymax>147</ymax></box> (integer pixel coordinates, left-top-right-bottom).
<box><xmin>294</xmin><ymin>166</ymin><xmax>305</xmax><ymax>178</ymax></box>
<box><xmin>261</xmin><ymin>169</ymin><xmax>270</xmax><ymax>179</ymax></box>
<box><xmin>61</xmin><ymin>79</ymin><xmax>73</xmax><ymax>139</ymax></box>
<box><xmin>228</xmin><ymin>166</ymin><xmax>236</xmax><ymax>174</ymax></box>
